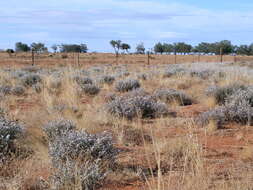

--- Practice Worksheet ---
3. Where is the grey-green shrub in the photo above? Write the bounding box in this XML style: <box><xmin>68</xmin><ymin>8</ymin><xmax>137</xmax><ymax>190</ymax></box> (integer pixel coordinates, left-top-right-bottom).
<box><xmin>154</xmin><ymin>89</ymin><xmax>193</xmax><ymax>106</ymax></box>
<box><xmin>115</xmin><ymin>79</ymin><xmax>140</xmax><ymax>92</ymax></box>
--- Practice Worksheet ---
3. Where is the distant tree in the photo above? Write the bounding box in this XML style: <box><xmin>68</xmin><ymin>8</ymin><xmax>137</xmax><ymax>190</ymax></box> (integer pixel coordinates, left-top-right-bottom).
<box><xmin>213</xmin><ymin>40</ymin><xmax>233</xmax><ymax>55</ymax></box>
<box><xmin>15</xmin><ymin>42</ymin><xmax>30</xmax><ymax>52</ymax></box>
<box><xmin>235</xmin><ymin>45</ymin><xmax>251</xmax><ymax>55</ymax></box>
<box><xmin>31</xmin><ymin>42</ymin><xmax>48</xmax><ymax>53</ymax></box>
<box><xmin>121</xmin><ymin>43</ymin><xmax>131</xmax><ymax>53</ymax></box>
<box><xmin>60</xmin><ymin>44</ymin><xmax>88</xmax><ymax>53</ymax></box>
<box><xmin>154</xmin><ymin>42</ymin><xmax>164</xmax><ymax>54</ymax></box>
<box><xmin>163</xmin><ymin>43</ymin><xmax>174</xmax><ymax>54</ymax></box>
<box><xmin>110</xmin><ymin>40</ymin><xmax>122</xmax><ymax>55</ymax></box>
<box><xmin>51</xmin><ymin>44</ymin><xmax>58</xmax><ymax>53</ymax></box>
<box><xmin>136</xmin><ymin>43</ymin><xmax>145</xmax><ymax>54</ymax></box>
<box><xmin>80</xmin><ymin>44</ymin><xmax>88</xmax><ymax>53</ymax></box>
<box><xmin>6</xmin><ymin>49</ymin><xmax>14</xmax><ymax>54</ymax></box>
<box><xmin>174</xmin><ymin>42</ymin><xmax>192</xmax><ymax>54</ymax></box>
<box><xmin>194</xmin><ymin>42</ymin><xmax>213</xmax><ymax>54</ymax></box>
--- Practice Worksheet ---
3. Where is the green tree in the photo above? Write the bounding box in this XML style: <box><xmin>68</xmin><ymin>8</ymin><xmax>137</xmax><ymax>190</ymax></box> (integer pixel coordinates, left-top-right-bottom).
<box><xmin>163</xmin><ymin>43</ymin><xmax>174</xmax><ymax>54</ymax></box>
<box><xmin>121</xmin><ymin>43</ymin><xmax>131</xmax><ymax>53</ymax></box>
<box><xmin>136</xmin><ymin>43</ymin><xmax>145</xmax><ymax>54</ymax></box>
<box><xmin>110</xmin><ymin>40</ymin><xmax>122</xmax><ymax>55</ymax></box>
<box><xmin>60</xmin><ymin>44</ymin><xmax>88</xmax><ymax>53</ymax></box>
<box><xmin>235</xmin><ymin>45</ymin><xmax>251</xmax><ymax>55</ymax></box>
<box><xmin>15</xmin><ymin>42</ymin><xmax>30</xmax><ymax>52</ymax></box>
<box><xmin>212</xmin><ymin>40</ymin><xmax>233</xmax><ymax>55</ymax></box>
<box><xmin>31</xmin><ymin>42</ymin><xmax>48</xmax><ymax>53</ymax></box>
<box><xmin>154</xmin><ymin>42</ymin><xmax>164</xmax><ymax>54</ymax></box>
<box><xmin>174</xmin><ymin>42</ymin><xmax>192</xmax><ymax>54</ymax></box>
<box><xmin>51</xmin><ymin>44</ymin><xmax>58</xmax><ymax>53</ymax></box>
<box><xmin>194</xmin><ymin>42</ymin><xmax>213</xmax><ymax>54</ymax></box>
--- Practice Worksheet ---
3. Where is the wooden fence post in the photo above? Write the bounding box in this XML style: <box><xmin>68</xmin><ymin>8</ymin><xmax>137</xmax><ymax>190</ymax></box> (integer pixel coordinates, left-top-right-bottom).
<box><xmin>174</xmin><ymin>51</ymin><xmax>177</xmax><ymax>64</ymax></box>
<box><xmin>234</xmin><ymin>55</ymin><xmax>237</xmax><ymax>63</ymax></box>
<box><xmin>198</xmin><ymin>54</ymin><xmax>200</xmax><ymax>63</ymax></box>
<box><xmin>220</xmin><ymin>48</ymin><xmax>223</xmax><ymax>63</ymax></box>
<box><xmin>32</xmin><ymin>50</ymin><xmax>35</xmax><ymax>65</ymax></box>
<box><xmin>147</xmin><ymin>51</ymin><xmax>150</xmax><ymax>65</ymax></box>
<box><xmin>77</xmin><ymin>52</ymin><xmax>80</xmax><ymax>66</ymax></box>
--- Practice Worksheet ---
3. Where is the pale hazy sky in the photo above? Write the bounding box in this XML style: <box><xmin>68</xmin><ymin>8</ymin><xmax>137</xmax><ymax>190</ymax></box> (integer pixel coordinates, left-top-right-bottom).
<box><xmin>1</xmin><ymin>0</ymin><xmax>253</xmax><ymax>52</ymax></box>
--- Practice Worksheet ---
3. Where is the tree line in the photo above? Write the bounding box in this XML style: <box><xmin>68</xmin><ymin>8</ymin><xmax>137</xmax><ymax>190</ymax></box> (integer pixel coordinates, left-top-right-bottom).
<box><xmin>4</xmin><ymin>40</ymin><xmax>253</xmax><ymax>56</ymax></box>
<box><xmin>8</xmin><ymin>42</ymin><xmax>88</xmax><ymax>53</ymax></box>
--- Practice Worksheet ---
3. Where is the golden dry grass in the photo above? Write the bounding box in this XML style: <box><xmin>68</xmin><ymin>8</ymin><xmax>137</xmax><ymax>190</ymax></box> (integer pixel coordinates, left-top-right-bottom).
<box><xmin>0</xmin><ymin>58</ymin><xmax>253</xmax><ymax>190</ymax></box>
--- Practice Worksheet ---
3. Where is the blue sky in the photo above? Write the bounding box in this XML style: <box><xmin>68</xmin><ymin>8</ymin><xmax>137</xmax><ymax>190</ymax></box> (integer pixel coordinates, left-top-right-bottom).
<box><xmin>1</xmin><ymin>0</ymin><xmax>253</xmax><ymax>52</ymax></box>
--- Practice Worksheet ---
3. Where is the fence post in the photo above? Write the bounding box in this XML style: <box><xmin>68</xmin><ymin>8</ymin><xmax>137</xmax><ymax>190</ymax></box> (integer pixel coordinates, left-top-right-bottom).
<box><xmin>174</xmin><ymin>51</ymin><xmax>177</xmax><ymax>64</ymax></box>
<box><xmin>198</xmin><ymin>54</ymin><xmax>200</xmax><ymax>63</ymax></box>
<box><xmin>220</xmin><ymin>48</ymin><xmax>223</xmax><ymax>63</ymax></box>
<box><xmin>32</xmin><ymin>50</ymin><xmax>35</xmax><ymax>65</ymax></box>
<box><xmin>77</xmin><ymin>52</ymin><xmax>80</xmax><ymax>66</ymax></box>
<box><xmin>234</xmin><ymin>55</ymin><xmax>237</xmax><ymax>63</ymax></box>
<box><xmin>147</xmin><ymin>51</ymin><xmax>150</xmax><ymax>65</ymax></box>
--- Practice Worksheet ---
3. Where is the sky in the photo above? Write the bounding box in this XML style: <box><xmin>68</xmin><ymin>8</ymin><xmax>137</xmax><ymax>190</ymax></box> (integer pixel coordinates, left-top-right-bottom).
<box><xmin>1</xmin><ymin>0</ymin><xmax>253</xmax><ymax>52</ymax></box>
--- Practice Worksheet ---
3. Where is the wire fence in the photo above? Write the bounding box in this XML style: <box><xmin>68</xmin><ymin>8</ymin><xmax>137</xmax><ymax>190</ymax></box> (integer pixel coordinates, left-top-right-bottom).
<box><xmin>1</xmin><ymin>52</ymin><xmax>253</xmax><ymax>66</ymax></box>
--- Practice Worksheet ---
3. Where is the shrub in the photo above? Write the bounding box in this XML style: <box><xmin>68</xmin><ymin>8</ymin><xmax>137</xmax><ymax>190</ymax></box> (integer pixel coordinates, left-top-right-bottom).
<box><xmin>197</xmin><ymin>87</ymin><xmax>253</xmax><ymax>127</ymax></box>
<box><xmin>154</xmin><ymin>89</ymin><xmax>193</xmax><ymax>106</ymax></box>
<box><xmin>0</xmin><ymin>85</ymin><xmax>12</xmax><ymax>95</ymax></box>
<box><xmin>43</xmin><ymin>119</ymin><xmax>76</xmax><ymax>142</ymax></box>
<box><xmin>33</xmin><ymin>84</ymin><xmax>42</xmax><ymax>93</ymax></box>
<box><xmin>11</xmin><ymin>85</ymin><xmax>25</xmax><ymax>96</ymax></box>
<box><xmin>80</xmin><ymin>84</ymin><xmax>100</xmax><ymax>96</ymax></box>
<box><xmin>61</xmin><ymin>54</ymin><xmax>68</xmax><ymax>59</ymax></box>
<box><xmin>137</xmin><ymin>73</ymin><xmax>148</xmax><ymax>80</ymax></box>
<box><xmin>74</xmin><ymin>76</ymin><xmax>93</xmax><ymax>86</ymax></box>
<box><xmin>106</xmin><ymin>94</ymin><xmax>171</xmax><ymax>120</ymax></box>
<box><xmin>206</xmin><ymin>84</ymin><xmax>247</xmax><ymax>105</ymax></box>
<box><xmin>21</xmin><ymin>74</ymin><xmax>42</xmax><ymax>87</ymax></box>
<box><xmin>189</xmin><ymin>69</ymin><xmax>215</xmax><ymax>79</ymax></box>
<box><xmin>22</xmin><ymin>65</ymin><xmax>40</xmax><ymax>73</ymax></box>
<box><xmin>163</xmin><ymin>67</ymin><xmax>186</xmax><ymax>78</ymax></box>
<box><xmin>0</xmin><ymin>117</ymin><xmax>24</xmax><ymax>162</ymax></box>
<box><xmin>99</xmin><ymin>75</ymin><xmax>115</xmax><ymax>85</ymax></box>
<box><xmin>115</xmin><ymin>79</ymin><xmax>140</xmax><ymax>92</ymax></box>
<box><xmin>48</xmin><ymin>130</ymin><xmax>117</xmax><ymax>190</ymax></box>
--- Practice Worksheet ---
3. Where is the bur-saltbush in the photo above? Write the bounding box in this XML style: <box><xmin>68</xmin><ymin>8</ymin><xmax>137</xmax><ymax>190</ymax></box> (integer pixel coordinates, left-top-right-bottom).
<box><xmin>106</xmin><ymin>94</ymin><xmax>170</xmax><ymax>120</ymax></box>
<box><xmin>81</xmin><ymin>84</ymin><xmax>100</xmax><ymax>96</ymax></box>
<box><xmin>21</xmin><ymin>73</ymin><xmax>42</xmax><ymax>87</ymax></box>
<box><xmin>197</xmin><ymin>87</ymin><xmax>253</xmax><ymax>127</ymax></box>
<box><xmin>115</xmin><ymin>79</ymin><xmax>140</xmax><ymax>92</ymax></box>
<box><xmin>206</xmin><ymin>84</ymin><xmax>247</xmax><ymax>105</ymax></box>
<box><xmin>0</xmin><ymin>117</ymin><xmax>24</xmax><ymax>162</ymax></box>
<box><xmin>190</xmin><ymin>69</ymin><xmax>215</xmax><ymax>79</ymax></box>
<box><xmin>154</xmin><ymin>89</ymin><xmax>193</xmax><ymax>106</ymax></box>
<box><xmin>74</xmin><ymin>76</ymin><xmax>93</xmax><ymax>86</ymax></box>
<box><xmin>0</xmin><ymin>85</ymin><xmax>12</xmax><ymax>95</ymax></box>
<box><xmin>163</xmin><ymin>67</ymin><xmax>186</xmax><ymax>78</ymax></box>
<box><xmin>137</xmin><ymin>73</ymin><xmax>148</xmax><ymax>80</ymax></box>
<box><xmin>43</xmin><ymin>119</ymin><xmax>76</xmax><ymax>141</ymax></box>
<box><xmin>99</xmin><ymin>75</ymin><xmax>115</xmax><ymax>85</ymax></box>
<box><xmin>11</xmin><ymin>85</ymin><xmax>25</xmax><ymax>96</ymax></box>
<box><xmin>44</xmin><ymin>119</ymin><xmax>117</xmax><ymax>190</ymax></box>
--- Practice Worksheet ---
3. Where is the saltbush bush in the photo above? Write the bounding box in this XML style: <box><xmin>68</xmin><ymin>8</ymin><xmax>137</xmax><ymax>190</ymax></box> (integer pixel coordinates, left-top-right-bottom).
<box><xmin>154</xmin><ymin>89</ymin><xmax>193</xmax><ymax>106</ymax></box>
<box><xmin>80</xmin><ymin>84</ymin><xmax>100</xmax><ymax>96</ymax></box>
<box><xmin>115</xmin><ymin>79</ymin><xmax>140</xmax><ymax>92</ymax></box>
<box><xmin>206</xmin><ymin>84</ymin><xmax>247</xmax><ymax>105</ymax></box>
<box><xmin>11</xmin><ymin>85</ymin><xmax>25</xmax><ymax>96</ymax></box>
<box><xmin>0</xmin><ymin>117</ymin><xmax>24</xmax><ymax>162</ymax></box>
<box><xmin>43</xmin><ymin>119</ymin><xmax>76</xmax><ymax>141</ymax></box>
<box><xmin>44</xmin><ymin>119</ymin><xmax>118</xmax><ymax>190</ymax></box>
<box><xmin>106</xmin><ymin>94</ymin><xmax>170</xmax><ymax>120</ymax></box>
<box><xmin>197</xmin><ymin>87</ymin><xmax>253</xmax><ymax>127</ymax></box>
<box><xmin>99</xmin><ymin>75</ymin><xmax>115</xmax><ymax>85</ymax></box>
<box><xmin>21</xmin><ymin>74</ymin><xmax>42</xmax><ymax>87</ymax></box>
